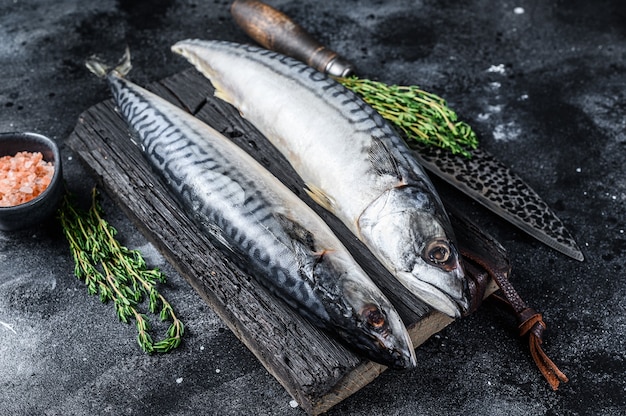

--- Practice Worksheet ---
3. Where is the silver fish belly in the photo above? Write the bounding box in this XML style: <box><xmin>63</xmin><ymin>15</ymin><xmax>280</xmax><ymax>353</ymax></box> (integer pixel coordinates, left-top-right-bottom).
<box><xmin>87</xmin><ymin>54</ymin><xmax>416</xmax><ymax>369</ymax></box>
<box><xmin>172</xmin><ymin>39</ymin><xmax>471</xmax><ymax>318</ymax></box>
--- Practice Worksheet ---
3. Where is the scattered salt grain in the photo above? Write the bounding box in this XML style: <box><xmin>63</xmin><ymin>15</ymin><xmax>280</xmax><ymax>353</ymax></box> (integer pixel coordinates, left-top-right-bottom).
<box><xmin>514</xmin><ymin>7</ymin><xmax>524</xmax><ymax>15</ymax></box>
<box><xmin>0</xmin><ymin>320</ymin><xmax>17</xmax><ymax>334</ymax></box>
<box><xmin>289</xmin><ymin>400</ymin><xmax>299</xmax><ymax>408</ymax></box>
<box><xmin>576</xmin><ymin>167</ymin><xmax>582</xmax><ymax>173</ymax></box>
<box><xmin>215</xmin><ymin>368</ymin><xmax>221</xmax><ymax>373</ymax></box>
<box><xmin>0</xmin><ymin>151</ymin><xmax>54</xmax><ymax>207</ymax></box>
<box><xmin>487</xmin><ymin>64</ymin><xmax>506</xmax><ymax>74</ymax></box>
<box><xmin>176</xmin><ymin>377</ymin><xmax>183</xmax><ymax>384</ymax></box>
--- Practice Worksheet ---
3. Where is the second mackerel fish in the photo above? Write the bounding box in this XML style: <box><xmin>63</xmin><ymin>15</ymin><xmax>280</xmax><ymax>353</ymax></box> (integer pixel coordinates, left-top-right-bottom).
<box><xmin>85</xmin><ymin>49</ymin><xmax>416</xmax><ymax>369</ymax></box>
<box><xmin>172</xmin><ymin>40</ymin><xmax>471</xmax><ymax>318</ymax></box>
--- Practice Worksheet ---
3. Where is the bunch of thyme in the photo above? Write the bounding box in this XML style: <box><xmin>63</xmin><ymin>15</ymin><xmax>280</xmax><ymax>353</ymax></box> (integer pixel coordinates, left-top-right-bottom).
<box><xmin>336</xmin><ymin>76</ymin><xmax>478</xmax><ymax>158</ymax></box>
<box><xmin>59</xmin><ymin>188</ymin><xmax>184</xmax><ymax>353</ymax></box>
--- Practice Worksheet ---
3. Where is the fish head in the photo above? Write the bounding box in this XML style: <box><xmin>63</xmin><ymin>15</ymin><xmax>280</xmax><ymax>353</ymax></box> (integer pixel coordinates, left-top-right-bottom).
<box><xmin>358</xmin><ymin>185</ymin><xmax>470</xmax><ymax>318</ymax></box>
<box><xmin>337</xmin><ymin>275</ymin><xmax>417</xmax><ymax>370</ymax></box>
<box><xmin>312</xmin><ymin>252</ymin><xmax>416</xmax><ymax>370</ymax></box>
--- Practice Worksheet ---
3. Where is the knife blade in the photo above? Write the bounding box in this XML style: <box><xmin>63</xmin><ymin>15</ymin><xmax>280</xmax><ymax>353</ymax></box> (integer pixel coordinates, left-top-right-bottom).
<box><xmin>229</xmin><ymin>0</ymin><xmax>584</xmax><ymax>262</ymax></box>
<box><xmin>410</xmin><ymin>143</ymin><xmax>584</xmax><ymax>261</ymax></box>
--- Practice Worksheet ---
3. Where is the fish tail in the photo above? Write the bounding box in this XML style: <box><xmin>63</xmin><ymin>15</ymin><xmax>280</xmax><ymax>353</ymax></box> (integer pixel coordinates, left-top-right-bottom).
<box><xmin>85</xmin><ymin>46</ymin><xmax>132</xmax><ymax>79</ymax></box>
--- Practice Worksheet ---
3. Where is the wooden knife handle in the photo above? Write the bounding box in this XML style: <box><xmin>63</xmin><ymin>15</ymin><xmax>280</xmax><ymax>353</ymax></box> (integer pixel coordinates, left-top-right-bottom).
<box><xmin>230</xmin><ymin>0</ymin><xmax>354</xmax><ymax>77</ymax></box>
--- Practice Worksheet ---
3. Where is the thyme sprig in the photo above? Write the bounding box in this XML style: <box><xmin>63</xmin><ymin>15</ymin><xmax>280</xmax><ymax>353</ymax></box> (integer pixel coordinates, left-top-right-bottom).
<box><xmin>336</xmin><ymin>76</ymin><xmax>478</xmax><ymax>158</ymax></box>
<box><xmin>59</xmin><ymin>188</ymin><xmax>184</xmax><ymax>353</ymax></box>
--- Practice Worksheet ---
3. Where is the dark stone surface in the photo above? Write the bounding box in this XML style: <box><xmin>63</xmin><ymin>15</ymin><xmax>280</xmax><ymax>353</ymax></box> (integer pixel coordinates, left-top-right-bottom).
<box><xmin>1</xmin><ymin>0</ymin><xmax>624</xmax><ymax>415</ymax></box>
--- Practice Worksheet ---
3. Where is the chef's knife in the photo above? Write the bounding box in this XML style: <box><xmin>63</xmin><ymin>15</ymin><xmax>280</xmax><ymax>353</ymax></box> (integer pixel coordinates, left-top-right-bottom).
<box><xmin>229</xmin><ymin>0</ymin><xmax>584</xmax><ymax>262</ymax></box>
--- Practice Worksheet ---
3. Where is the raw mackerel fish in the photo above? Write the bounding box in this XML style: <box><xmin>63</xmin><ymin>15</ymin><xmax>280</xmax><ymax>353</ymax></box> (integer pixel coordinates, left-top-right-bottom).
<box><xmin>172</xmin><ymin>40</ymin><xmax>470</xmax><ymax>318</ymax></box>
<box><xmin>86</xmin><ymin>50</ymin><xmax>416</xmax><ymax>369</ymax></box>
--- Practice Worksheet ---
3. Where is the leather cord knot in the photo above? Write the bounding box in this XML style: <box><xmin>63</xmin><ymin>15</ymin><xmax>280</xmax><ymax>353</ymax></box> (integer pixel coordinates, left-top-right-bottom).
<box><xmin>516</xmin><ymin>308</ymin><xmax>569</xmax><ymax>390</ymax></box>
<box><xmin>518</xmin><ymin>308</ymin><xmax>544</xmax><ymax>337</ymax></box>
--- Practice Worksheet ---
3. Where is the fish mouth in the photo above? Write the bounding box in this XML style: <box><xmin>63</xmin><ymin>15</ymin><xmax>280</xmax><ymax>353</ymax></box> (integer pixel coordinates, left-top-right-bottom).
<box><xmin>396</xmin><ymin>270</ymin><xmax>470</xmax><ymax>318</ymax></box>
<box><xmin>381</xmin><ymin>344</ymin><xmax>417</xmax><ymax>371</ymax></box>
<box><xmin>353</xmin><ymin>331</ymin><xmax>417</xmax><ymax>370</ymax></box>
<box><xmin>375</xmin><ymin>324</ymin><xmax>417</xmax><ymax>370</ymax></box>
<box><xmin>332</xmin><ymin>322</ymin><xmax>417</xmax><ymax>370</ymax></box>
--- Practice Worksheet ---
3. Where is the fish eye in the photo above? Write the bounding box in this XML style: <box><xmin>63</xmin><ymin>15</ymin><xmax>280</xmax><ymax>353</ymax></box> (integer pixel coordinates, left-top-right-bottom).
<box><xmin>424</xmin><ymin>239</ymin><xmax>453</xmax><ymax>266</ymax></box>
<box><xmin>361</xmin><ymin>304</ymin><xmax>387</xmax><ymax>330</ymax></box>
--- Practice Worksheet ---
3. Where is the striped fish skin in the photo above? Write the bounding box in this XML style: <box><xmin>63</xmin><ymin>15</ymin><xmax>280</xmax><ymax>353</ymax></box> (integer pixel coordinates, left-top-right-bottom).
<box><xmin>172</xmin><ymin>39</ymin><xmax>470</xmax><ymax>318</ymax></box>
<box><xmin>88</xmin><ymin>59</ymin><xmax>416</xmax><ymax>369</ymax></box>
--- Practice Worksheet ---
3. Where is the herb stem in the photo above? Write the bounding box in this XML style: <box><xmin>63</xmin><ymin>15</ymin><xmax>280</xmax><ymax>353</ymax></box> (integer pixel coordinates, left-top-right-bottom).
<box><xmin>59</xmin><ymin>188</ymin><xmax>184</xmax><ymax>353</ymax></box>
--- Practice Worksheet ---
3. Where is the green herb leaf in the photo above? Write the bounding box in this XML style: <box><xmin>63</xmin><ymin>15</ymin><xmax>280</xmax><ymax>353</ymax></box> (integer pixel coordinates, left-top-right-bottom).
<box><xmin>59</xmin><ymin>188</ymin><xmax>185</xmax><ymax>354</ymax></box>
<box><xmin>336</xmin><ymin>76</ymin><xmax>478</xmax><ymax>158</ymax></box>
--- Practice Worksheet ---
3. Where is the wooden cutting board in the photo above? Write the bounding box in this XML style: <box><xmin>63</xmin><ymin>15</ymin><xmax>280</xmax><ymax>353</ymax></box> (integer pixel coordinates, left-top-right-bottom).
<box><xmin>67</xmin><ymin>68</ymin><xmax>497</xmax><ymax>415</ymax></box>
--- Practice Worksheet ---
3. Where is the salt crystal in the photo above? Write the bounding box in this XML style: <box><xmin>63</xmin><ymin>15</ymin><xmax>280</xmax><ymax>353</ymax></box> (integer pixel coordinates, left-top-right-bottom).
<box><xmin>0</xmin><ymin>151</ymin><xmax>54</xmax><ymax>207</ymax></box>
<box><xmin>176</xmin><ymin>377</ymin><xmax>183</xmax><ymax>384</ymax></box>
<box><xmin>0</xmin><ymin>320</ymin><xmax>17</xmax><ymax>334</ymax></box>
<box><xmin>514</xmin><ymin>7</ymin><xmax>524</xmax><ymax>14</ymax></box>
<box><xmin>487</xmin><ymin>64</ymin><xmax>506</xmax><ymax>74</ymax></box>
<box><xmin>289</xmin><ymin>400</ymin><xmax>299</xmax><ymax>408</ymax></box>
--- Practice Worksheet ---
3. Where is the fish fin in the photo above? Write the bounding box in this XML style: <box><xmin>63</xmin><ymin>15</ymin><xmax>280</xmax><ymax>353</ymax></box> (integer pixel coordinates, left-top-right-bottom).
<box><xmin>214</xmin><ymin>88</ymin><xmax>232</xmax><ymax>103</ymax></box>
<box><xmin>275</xmin><ymin>213</ymin><xmax>316</xmax><ymax>251</ymax></box>
<box><xmin>305</xmin><ymin>183</ymin><xmax>335</xmax><ymax>213</ymax></box>
<box><xmin>213</xmin><ymin>83</ymin><xmax>238</xmax><ymax>106</ymax></box>
<box><xmin>368</xmin><ymin>137</ymin><xmax>403</xmax><ymax>181</ymax></box>
<box><xmin>275</xmin><ymin>214</ymin><xmax>335</xmax><ymax>286</ymax></box>
<box><xmin>312</xmin><ymin>249</ymin><xmax>332</xmax><ymax>258</ymax></box>
<box><xmin>214</xmin><ymin>86</ymin><xmax>247</xmax><ymax>118</ymax></box>
<box><xmin>85</xmin><ymin>46</ymin><xmax>132</xmax><ymax>79</ymax></box>
<box><xmin>203</xmin><ymin>222</ymin><xmax>236</xmax><ymax>254</ymax></box>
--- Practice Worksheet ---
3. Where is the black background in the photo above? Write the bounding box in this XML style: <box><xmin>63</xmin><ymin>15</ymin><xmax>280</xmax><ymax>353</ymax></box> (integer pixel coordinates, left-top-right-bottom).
<box><xmin>1</xmin><ymin>1</ymin><xmax>625</xmax><ymax>414</ymax></box>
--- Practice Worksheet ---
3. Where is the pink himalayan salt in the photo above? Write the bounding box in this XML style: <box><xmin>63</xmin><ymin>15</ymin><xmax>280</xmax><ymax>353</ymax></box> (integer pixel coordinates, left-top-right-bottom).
<box><xmin>0</xmin><ymin>151</ymin><xmax>54</xmax><ymax>207</ymax></box>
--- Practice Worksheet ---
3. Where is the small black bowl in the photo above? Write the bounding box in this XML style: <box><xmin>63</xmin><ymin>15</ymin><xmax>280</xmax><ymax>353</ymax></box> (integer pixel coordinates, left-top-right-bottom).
<box><xmin>0</xmin><ymin>132</ymin><xmax>64</xmax><ymax>231</ymax></box>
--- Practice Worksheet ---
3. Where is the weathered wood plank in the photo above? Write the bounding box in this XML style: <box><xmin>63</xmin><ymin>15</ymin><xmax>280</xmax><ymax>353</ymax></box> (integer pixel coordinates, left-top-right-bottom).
<box><xmin>68</xmin><ymin>100</ymin><xmax>362</xmax><ymax>411</ymax></box>
<box><xmin>68</xmin><ymin>68</ymin><xmax>497</xmax><ymax>415</ymax></box>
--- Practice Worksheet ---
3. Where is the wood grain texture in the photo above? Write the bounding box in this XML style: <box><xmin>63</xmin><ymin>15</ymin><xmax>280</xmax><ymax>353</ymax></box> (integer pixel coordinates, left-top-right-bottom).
<box><xmin>67</xmin><ymin>68</ymin><xmax>497</xmax><ymax>415</ymax></box>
